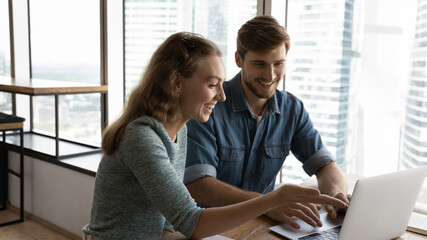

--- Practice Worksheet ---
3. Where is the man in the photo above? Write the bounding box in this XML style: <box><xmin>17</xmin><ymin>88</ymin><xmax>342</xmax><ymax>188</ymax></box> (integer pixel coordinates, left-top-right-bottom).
<box><xmin>184</xmin><ymin>15</ymin><xmax>349</xmax><ymax>229</ymax></box>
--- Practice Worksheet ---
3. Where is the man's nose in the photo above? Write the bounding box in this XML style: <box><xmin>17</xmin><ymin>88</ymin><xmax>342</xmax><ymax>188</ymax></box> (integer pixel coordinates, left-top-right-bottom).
<box><xmin>265</xmin><ymin>65</ymin><xmax>276</xmax><ymax>81</ymax></box>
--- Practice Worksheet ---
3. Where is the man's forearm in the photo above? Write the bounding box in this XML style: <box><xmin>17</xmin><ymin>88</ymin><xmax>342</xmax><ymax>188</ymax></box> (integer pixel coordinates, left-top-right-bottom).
<box><xmin>315</xmin><ymin>161</ymin><xmax>348</xmax><ymax>196</ymax></box>
<box><xmin>186</xmin><ymin>176</ymin><xmax>261</xmax><ymax>207</ymax></box>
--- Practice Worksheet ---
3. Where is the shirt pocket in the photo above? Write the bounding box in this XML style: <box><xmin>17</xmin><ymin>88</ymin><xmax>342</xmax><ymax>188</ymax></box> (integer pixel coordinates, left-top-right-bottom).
<box><xmin>261</xmin><ymin>144</ymin><xmax>290</xmax><ymax>192</ymax></box>
<box><xmin>217</xmin><ymin>146</ymin><xmax>245</xmax><ymax>186</ymax></box>
<box><xmin>219</xmin><ymin>146</ymin><xmax>245</xmax><ymax>162</ymax></box>
<box><xmin>264</xmin><ymin>144</ymin><xmax>290</xmax><ymax>159</ymax></box>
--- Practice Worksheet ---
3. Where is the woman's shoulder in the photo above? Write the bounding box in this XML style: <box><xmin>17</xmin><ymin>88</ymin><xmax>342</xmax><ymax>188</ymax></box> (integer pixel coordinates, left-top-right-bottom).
<box><xmin>130</xmin><ymin>115</ymin><xmax>162</xmax><ymax>129</ymax></box>
<box><xmin>123</xmin><ymin>116</ymin><xmax>163</xmax><ymax>143</ymax></box>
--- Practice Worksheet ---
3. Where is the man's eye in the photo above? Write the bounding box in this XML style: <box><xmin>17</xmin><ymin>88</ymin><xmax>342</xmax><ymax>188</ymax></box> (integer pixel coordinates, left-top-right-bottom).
<box><xmin>209</xmin><ymin>84</ymin><xmax>218</xmax><ymax>88</ymax></box>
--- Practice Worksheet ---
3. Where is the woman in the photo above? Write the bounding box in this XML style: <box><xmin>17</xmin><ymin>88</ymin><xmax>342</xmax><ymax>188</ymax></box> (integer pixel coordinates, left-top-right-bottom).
<box><xmin>82</xmin><ymin>32</ymin><xmax>347</xmax><ymax>240</ymax></box>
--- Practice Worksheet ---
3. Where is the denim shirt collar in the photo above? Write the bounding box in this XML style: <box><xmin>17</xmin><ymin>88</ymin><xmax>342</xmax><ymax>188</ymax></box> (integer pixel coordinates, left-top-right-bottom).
<box><xmin>229</xmin><ymin>72</ymin><xmax>280</xmax><ymax>116</ymax></box>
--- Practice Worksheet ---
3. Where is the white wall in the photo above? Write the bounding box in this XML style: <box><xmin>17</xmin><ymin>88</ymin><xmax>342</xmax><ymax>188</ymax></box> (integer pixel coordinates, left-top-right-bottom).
<box><xmin>8</xmin><ymin>151</ymin><xmax>95</xmax><ymax>238</ymax></box>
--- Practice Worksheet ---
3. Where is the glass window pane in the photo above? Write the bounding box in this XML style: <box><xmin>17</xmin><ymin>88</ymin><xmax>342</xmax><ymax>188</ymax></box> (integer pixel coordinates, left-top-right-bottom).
<box><xmin>29</xmin><ymin>0</ymin><xmax>101</xmax><ymax>144</ymax></box>
<box><xmin>124</xmin><ymin>0</ymin><xmax>257</xmax><ymax>98</ymax></box>
<box><xmin>280</xmin><ymin>0</ymin><xmax>358</xmax><ymax>183</ymax></box>
<box><xmin>32</xmin><ymin>94</ymin><xmax>102</xmax><ymax>145</ymax></box>
<box><xmin>0</xmin><ymin>0</ymin><xmax>12</xmax><ymax>113</ymax></box>
<box><xmin>30</xmin><ymin>0</ymin><xmax>100</xmax><ymax>82</ymax></box>
<box><xmin>273</xmin><ymin>1</ymin><xmax>424</xmax><ymax>185</ymax></box>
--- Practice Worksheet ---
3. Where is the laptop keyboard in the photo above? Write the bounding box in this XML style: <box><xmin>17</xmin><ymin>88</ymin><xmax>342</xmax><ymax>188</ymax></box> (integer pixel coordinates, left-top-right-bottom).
<box><xmin>297</xmin><ymin>226</ymin><xmax>341</xmax><ymax>240</ymax></box>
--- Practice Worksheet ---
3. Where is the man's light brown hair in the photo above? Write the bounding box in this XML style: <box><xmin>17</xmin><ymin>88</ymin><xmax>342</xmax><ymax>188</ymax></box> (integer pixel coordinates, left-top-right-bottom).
<box><xmin>237</xmin><ymin>15</ymin><xmax>290</xmax><ymax>59</ymax></box>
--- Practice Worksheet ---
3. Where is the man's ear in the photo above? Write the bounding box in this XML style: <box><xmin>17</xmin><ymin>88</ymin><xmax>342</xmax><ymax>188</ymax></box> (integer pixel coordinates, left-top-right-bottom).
<box><xmin>235</xmin><ymin>51</ymin><xmax>243</xmax><ymax>68</ymax></box>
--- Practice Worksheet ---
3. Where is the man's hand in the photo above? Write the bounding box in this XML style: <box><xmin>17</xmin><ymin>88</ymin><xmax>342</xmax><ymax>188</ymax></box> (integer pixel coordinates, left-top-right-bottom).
<box><xmin>265</xmin><ymin>183</ymin><xmax>348</xmax><ymax>229</ymax></box>
<box><xmin>325</xmin><ymin>193</ymin><xmax>351</xmax><ymax>219</ymax></box>
<box><xmin>265</xmin><ymin>202</ymin><xmax>323</xmax><ymax>229</ymax></box>
<box><xmin>315</xmin><ymin>162</ymin><xmax>350</xmax><ymax>218</ymax></box>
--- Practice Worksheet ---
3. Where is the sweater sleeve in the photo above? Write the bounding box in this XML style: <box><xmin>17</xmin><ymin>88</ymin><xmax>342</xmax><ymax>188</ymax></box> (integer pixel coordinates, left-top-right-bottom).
<box><xmin>120</xmin><ymin>124</ymin><xmax>203</xmax><ymax>238</ymax></box>
<box><xmin>164</xmin><ymin>219</ymin><xmax>175</xmax><ymax>233</ymax></box>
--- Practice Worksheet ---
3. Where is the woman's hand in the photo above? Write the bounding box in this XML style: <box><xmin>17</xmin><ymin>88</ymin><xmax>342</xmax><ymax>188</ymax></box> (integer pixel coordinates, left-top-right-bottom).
<box><xmin>264</xmin><ymin>202</ymin><xmax>322</xmax><ymax>228</ymax></box>
<box><xmin>161</xmin><ymin>230</ymin><xmax>173</xmax><ymax>237</ymax></box>
<box><xmin>274</xmin><ymin>184</ymin><xmax>348</xmax><ymax>210</ymax></box>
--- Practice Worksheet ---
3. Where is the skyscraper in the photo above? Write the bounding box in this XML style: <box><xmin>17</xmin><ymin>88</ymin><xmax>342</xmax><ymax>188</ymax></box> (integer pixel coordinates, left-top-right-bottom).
<box><xmin>281</xmin><ymin>0</ymin><xmax>356</xmax><ymax>182</ymax></box>
<box><xmin>124</xmin><ymin>0</ymin><xmax>256</xmax><ymax>98</ymax></box>
<box><xmin>0</xmin><ymin>51</ymin><xmax>5</xmax><ymax>75</ymax></box>
<box><xmin>400</xmin><ymin>0</ymin><xmax>427</xmax><ymax>169</ymax></box>
<box><xmin>125</xmin><ymin>0</ymin><xmax>182</xmax><ymax>97</ymax></box>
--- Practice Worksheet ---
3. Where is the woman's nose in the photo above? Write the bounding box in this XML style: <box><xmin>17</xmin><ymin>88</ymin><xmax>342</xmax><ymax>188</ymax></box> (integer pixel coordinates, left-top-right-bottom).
<box><xmin>215</xmin><ymin>85</ymin><xmax>226</xmax><ymax>102</ymax></box>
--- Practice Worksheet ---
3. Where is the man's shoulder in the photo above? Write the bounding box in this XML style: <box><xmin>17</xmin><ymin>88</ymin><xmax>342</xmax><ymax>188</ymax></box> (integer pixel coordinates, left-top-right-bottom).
<box><xmin>222</xmin><ymin>77</ymin><xmax>235</xmax><ymax>95</ymax></box>
<box><xmin>275</xmin><ymin>90</ymin><xmax>303</xmax><ymax>106</ymax></box>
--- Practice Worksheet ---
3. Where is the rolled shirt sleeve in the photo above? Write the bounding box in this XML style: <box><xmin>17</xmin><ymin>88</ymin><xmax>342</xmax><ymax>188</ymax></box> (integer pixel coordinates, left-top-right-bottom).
<box><xmin>185</xmin><ymin>117</ymin><xmax>219</xmax><ymax>184</ymax></box>
<box><xmin>302</xmin><ymin>147</ymin><xmax>334</xmax><ymax>176</ymax></box>
<box><xmin>290</xmin><ymin>102</ymin><xmax>335</xmax><ymax>176</ymax></box>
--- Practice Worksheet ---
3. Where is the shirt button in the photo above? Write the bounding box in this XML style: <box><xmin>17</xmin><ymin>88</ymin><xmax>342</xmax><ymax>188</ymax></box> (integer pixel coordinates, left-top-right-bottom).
<box><xmin>280</xmin><ymin>151</ymin><xmax>284</xmax><ymax>156</ymax></box>
<box><xmin>226</xmin><ymin>153</ymin><xmax>230</xmax><ymax>159</ymax></box>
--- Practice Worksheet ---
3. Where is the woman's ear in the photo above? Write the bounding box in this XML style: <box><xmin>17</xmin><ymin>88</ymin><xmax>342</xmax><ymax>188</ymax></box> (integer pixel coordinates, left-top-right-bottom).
<box><xmin>172</xmin><ymin>72</ymin><xmax>182</xmax><ymax>96</ymax></box>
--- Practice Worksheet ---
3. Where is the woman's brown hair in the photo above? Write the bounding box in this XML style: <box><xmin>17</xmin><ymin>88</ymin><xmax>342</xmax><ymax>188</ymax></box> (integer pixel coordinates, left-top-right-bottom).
<box><xmin>102</xmin><ymin>32</ymin><xmax>222</xmax><ymax>155</ymax></box>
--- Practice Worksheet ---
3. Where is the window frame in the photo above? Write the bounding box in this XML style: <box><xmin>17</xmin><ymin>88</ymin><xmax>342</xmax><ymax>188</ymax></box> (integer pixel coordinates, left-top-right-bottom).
<box><xmin>2</xmin><ymin>0</ymin><xmax>124</xmax><ymax>165</ymax></box>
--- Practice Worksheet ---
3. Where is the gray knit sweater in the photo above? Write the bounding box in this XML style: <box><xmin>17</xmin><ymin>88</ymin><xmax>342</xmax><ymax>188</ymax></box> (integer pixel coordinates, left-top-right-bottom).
<box><xmin>83</xmin><ymin>116</ymin><xmax>203</xmax><ymax>239</ymax></box>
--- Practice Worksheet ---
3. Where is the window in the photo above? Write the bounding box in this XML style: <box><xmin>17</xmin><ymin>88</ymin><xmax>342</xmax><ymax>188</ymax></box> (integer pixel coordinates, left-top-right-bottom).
<box><xmin>124</xmin><ymin>0</ymin><xmax>257</xmax><ymax>98</ymax></box>
<box><xmin>29</xmin><ymin>0</ymin><xmax>101</xmax><ymax>145</ymax></box>
<box><xmin>273</xmin><ymin>0</ymin><xmax>426</xmax><ymax>190</ymax></box>
<box><xmin>0</xmin><ymin>0</ymin><xmax>12</xmax><ymax>113</ymax></box>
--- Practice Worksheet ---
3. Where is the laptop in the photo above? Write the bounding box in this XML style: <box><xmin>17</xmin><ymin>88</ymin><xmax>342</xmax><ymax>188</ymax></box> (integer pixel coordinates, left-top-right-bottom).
<box><xmin>270</xmin><ymin>166</ymin><xmax>427</xmax><ymax>240</ymax></box>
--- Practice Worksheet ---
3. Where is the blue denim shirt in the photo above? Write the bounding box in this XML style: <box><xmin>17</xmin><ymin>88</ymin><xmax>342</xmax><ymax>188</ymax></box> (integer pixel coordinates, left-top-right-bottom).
<box><xmin>184</xmin><ymin>72</ymin><xmax>334</xmax><ymax>194</ymax></box>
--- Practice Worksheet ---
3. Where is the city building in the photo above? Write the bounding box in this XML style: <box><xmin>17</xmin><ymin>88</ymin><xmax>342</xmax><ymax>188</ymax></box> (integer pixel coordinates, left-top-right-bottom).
<box><xmin>400</xmin><ymin>0</ymin><xmax>427</xmax><ymax>169</ymax></box>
